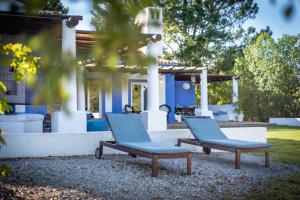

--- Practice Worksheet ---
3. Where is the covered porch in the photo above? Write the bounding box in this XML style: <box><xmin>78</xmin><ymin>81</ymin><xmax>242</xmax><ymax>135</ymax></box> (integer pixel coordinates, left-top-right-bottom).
<box><xmin>82</xmin><ymin>58</ymin><xmax>241</xmax><ymax>125</ymax></box>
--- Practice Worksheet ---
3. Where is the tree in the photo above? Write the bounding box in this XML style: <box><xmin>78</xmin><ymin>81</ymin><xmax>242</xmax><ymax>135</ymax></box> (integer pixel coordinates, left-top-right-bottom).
<box><xmin>208</xmin><ymin>81</ymin><xmax>232</xmax><ymax>105</ymax></box>
<box><xmin>43</xmin><ymin>0</ymin><xmax>69</xmax><ymax>14</ymax></box>
<box><xmin>233</xmin><ymin>32</ymin><xmax>300</xmax><ymax>121</ymax></box>
<box><xmin>6</xmin><ymin>0</ymin><xmax>68</xmax><ymax>14</ymax></box>
<box><xmin>91</xmin><ymin>0</ymin><xmax>156</xmax><ymax>75</ymax></box>
<box><xmin>158</xmin><ymin>0</ymin><xmax>258</xmax><ymax>68</ymax></box>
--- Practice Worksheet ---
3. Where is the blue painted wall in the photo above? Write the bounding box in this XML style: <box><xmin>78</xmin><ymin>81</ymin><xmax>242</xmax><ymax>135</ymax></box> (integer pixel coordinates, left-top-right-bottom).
<box><xmin>112</xmin><ymin>74</ymin><xmax>122</xmax><ymax>113</ymax></box>
<box><xmin>165</xmin><ymin>74</ymin><xmax>175</xmax><ymax>123</ymax></box>
<box><xmin>25</xmin><ymin>105</ymin><xmax>47</xmax><ymax>115</ymax></box>
<box><xmin>175</xmin><ymin>81</ymin><xmax>196</xmax><ymax>106</ymax></box>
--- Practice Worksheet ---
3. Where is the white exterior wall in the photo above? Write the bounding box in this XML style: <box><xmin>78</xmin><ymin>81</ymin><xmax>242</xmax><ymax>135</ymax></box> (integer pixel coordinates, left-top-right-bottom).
<box><xmin>105</xmin><ymin>79</ymin><xmax>112</xmax><ymax>112</ymax></box>
<box><xmin>0</xmin><ymin>127</ymin><xmax>267</xmax><ymax>158</ymax></box>
<box><xmin>0</xmin><ymin>114</ymin><xmax>44</xmax><ymax>133</ymax></box>
<box><xmin>121</xmin><ymin>74</ymin><xmax>129</xmax><ymax>111</ymax></box>
<box><xmin>86</xmin><ymin>83</ymin><xmax>91</xmax><ymax>111</ymax></box>
<box><xmin>159</xmin><ymin>75</ymin><xmax>166</xmax><ymax>105</ymax></box>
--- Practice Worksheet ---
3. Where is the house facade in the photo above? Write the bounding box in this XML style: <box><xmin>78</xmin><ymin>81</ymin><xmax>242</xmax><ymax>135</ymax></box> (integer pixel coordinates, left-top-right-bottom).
<box><xmin>0</xmin><ymin>9</ymin><xmax>239</xmax><ymax>134</ymax></box>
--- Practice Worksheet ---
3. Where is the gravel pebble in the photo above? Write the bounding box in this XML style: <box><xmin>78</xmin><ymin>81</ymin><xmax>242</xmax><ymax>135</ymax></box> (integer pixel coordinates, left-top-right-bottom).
<box><xmin>0</xmin><ymin>153</ymin><xmax>299</xmax><ymax>200</ymax></box>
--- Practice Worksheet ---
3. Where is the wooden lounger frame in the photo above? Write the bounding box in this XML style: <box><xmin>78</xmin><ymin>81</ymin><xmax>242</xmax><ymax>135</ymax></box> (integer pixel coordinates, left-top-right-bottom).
<box><xmin>177</xmin><ymin>138</ymin><xmax>269</xmax><ymax>169</ymax></box>
<box><xmin>97</xmin><ymin>141</ymin><xmax>192</xmax><ymax>177</ymax></box>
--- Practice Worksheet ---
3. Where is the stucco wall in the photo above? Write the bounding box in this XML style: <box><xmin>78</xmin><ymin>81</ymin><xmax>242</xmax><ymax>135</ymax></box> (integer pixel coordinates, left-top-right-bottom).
<box><xmin>0</xmin><ymin>127</ymin><xmax>267</xmax><ymax>158</ymax></box>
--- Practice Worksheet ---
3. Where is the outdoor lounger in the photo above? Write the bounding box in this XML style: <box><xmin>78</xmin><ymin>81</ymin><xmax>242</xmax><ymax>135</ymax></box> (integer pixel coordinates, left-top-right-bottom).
<box><xmin>96</xmin><ymin>113</ymin><xmax>192</xmax><ymax>177</ymax></box>
<box><xmin>177</xmin><ymin>117</ymin><xmax>270</xmax><ymax>169</ymax></box>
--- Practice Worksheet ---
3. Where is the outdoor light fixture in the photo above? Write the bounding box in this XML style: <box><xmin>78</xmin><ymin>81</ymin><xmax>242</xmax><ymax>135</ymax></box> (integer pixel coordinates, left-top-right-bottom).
<box><xmin>182</xmin><ymin>82</ymin><xmax>191</xmax><ymax>90</ymax></box>
<box><xmin>66</xmin><ymin>16</ymin><xmax>80</xmax><ymax>28</ymax></box>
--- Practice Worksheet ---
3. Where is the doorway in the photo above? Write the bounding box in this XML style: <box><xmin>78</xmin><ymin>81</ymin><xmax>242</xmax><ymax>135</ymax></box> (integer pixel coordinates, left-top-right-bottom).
<box><xmin>131</xmin><ymin>82</ymin><xmax>147</xmax><ymax>112</ymax></box>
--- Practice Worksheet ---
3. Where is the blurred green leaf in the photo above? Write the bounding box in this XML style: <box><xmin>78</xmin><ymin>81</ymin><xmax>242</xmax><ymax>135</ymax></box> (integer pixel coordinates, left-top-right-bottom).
<box><xmin>0</xmin><ymin>164</ymin><xmax>10</xmax><ymax>177</ymax></box>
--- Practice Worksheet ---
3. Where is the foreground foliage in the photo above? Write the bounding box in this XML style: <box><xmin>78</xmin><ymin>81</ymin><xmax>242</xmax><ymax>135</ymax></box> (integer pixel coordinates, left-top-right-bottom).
<box><xmin>0</xmin><ymin>43</ymin><xmax>39</xmax><ymax>114</ymax></box>
<box><xmin>0</xmin><ymin>43</ymin><xmax>39</xmax><ymax>177</ymax></box>
<box><xmin>0</xmin><ymin>0</ymin><xmax>67</xmax><ymax>177</ymax></box>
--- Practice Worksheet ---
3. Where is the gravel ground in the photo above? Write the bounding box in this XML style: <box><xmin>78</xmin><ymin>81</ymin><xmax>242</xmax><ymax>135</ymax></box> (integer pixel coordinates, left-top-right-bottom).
<box><xmin>0</xmin><ymin>153</ymin><xmax>299</xmax><ymax>200</ymax></box>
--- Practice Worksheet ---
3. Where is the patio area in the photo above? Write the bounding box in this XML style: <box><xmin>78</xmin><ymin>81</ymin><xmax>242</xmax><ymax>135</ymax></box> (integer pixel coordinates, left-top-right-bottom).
<box><xmin>0</xmin><ymin>1</ymin><xmax>299</xmax><ymax>199</ymax></box>
<box><xmin>0</xmin><ymin>153</ymin><xmax>299</xmax><ymax>200</ymax></box>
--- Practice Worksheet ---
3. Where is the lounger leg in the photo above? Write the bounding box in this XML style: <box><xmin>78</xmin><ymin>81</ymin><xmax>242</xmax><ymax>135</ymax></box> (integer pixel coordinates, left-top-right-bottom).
<box><xmin>187</xmin><ymin>153</ymin><xmax>192</xmax><ymax>175</ymax></box>
<box><xmin>206</xmin><ymin>148</ymin><xmax>211</xmax><ymax>155</ymax></box>
<box><xmin>235</xmin><ymin>149</ymin><xmax>241</xmax><ymax>169</ymax></box>
<box><xmin>265</xmin><ymin>150</ymin><xmax>270</xmax><ymax>167</ymax></box>
<box><xmin>99</xmin><ymin>142</ymin><xmax>104</xmax><ymax>158</ymax></box>
<box><xmin>203</xmin><ymin>147</ymin><xmax>211</xmax><ymax>155</ymax></box>
<box><xmin>129</xmin><ymin>153</ymin><xmax>137</xmax><ymax>158</ymax></box>
<box><xmin>152</xmin><ymin>155</ymin><xmax>158</xmax><ymax>177</ymax></box>
<box><xmin>176</xmin><ymin>139</ymin><xmax>181</xmax><ymax>147</ymax></box>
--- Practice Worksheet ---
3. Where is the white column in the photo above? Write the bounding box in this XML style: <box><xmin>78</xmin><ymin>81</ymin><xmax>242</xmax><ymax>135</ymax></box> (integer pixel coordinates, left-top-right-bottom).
<box><xmin>201</xmin><ymin>68</ymin><xmax>208</xmax><ymax>114</ymax></box>
<box><xmin>121</xmin><ymin>74</ymin><xmax>129</xmax><ymax>110</ymax></box>
<box><xmin>159</xmin><ymin>75</ymin><xmax>166</xmax><ymax>105</ymax></box>
<box><xmin>198</xmin><ymin>68</ymin><xmax>214</xmax><ymax>118</ymax></box>
<box><xmin>136</xmin><ymin>7</ymin><xmax>166</xmax><ymax>131</ymax></box>
<box><xmin>77</xmin><ymin>65</ymin><xmax>85</xmax><ymax>111</ymax></box>
<box><xmin>86</xmin><ymin>83</ymin><xmax>91</xmax><ymax>111</ymax></box>
<box><xmin>62</xmin><ymin>19</ymin><xmax>77</xmax><ymax>111</ymax></box>
<box><xmin>105</xmin><ymin>79</ymin><xmax>112</xmax><ymax>112</ymax></box>
<box><xmin>51</xmin><ymin>18</ymin><xmax>87</xmax><ymax>133</ymax></box>
<box><xmin>147</xmin><ymin>41</ymin><xmax>159</xmax><ymax>111</ymax></box>
<box><xmin>232</xmin><ymin>76</ymin><xmax>238</xmax><ymax>104</ymax></box>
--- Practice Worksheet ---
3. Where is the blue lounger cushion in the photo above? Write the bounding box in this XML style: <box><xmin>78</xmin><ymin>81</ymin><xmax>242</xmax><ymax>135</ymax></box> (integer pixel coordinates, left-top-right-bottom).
<box><xmin>201</xmin><ymin>139</ymin><xmax>270</xmax><ymax>149</ymax></box>
<box><xmin>184</xmin><ymin>117</ymin><xmax>270</xmax><ymax>148</ymax></box>
<box><xmin>184</xmin><ymin>118</ymin><xmax>227</xmax><ymax>140</ymax></box>
<box><xmin>87</xmin><ymin>119</ymin><xmax>110</xmax><ymax>131</ymax></box>
<box><xmin>106</xmin><ymin>113</ymin><xmax>190</xmax><ymax>153</ymax></box>
<box><xmin>120</xmin><ymin>142</ymin><xmax>190</xmax><ymax>154</ymax></box>
<box><xmin>106</xmin><ymin>113</ymin><xmax>151</xmax><ymax>143</ymax></box>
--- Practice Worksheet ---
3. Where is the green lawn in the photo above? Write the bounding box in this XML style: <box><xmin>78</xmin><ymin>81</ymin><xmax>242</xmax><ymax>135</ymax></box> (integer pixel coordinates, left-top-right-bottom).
<box><xmin>242</xmin><ymin>125</ymin><xmax>300</xmax><ymax>199</ymax></box>
<box><xmin>267</xmin><ymin>125</ymin><xmax>300</xmax><ymax>165</ymax></box>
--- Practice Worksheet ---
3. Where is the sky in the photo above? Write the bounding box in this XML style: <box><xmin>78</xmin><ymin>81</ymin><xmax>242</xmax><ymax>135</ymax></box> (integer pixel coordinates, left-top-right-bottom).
<box><xmin>62</xmin><ymin>0</ymin><xmax>300</xmax><ymax>39</ymax></box>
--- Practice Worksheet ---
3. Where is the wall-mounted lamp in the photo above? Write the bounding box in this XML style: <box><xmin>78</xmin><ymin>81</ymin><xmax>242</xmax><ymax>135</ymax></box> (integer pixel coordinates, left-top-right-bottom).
<box><xmin>182</xmin><ymin>82</ymin><xmax>191</xmax><ymax>90</ymax></box>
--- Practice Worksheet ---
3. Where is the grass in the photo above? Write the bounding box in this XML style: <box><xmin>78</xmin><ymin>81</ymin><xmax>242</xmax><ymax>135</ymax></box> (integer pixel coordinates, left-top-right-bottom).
<box><xmin>267</xmin><ymin>125</ymin><xmax>300</xmax><ymax>165</ymax></box>
<box><xmin>241</xmin><ymin>125</ymin><xmax>300</xmax><ymax>199</ymax></box>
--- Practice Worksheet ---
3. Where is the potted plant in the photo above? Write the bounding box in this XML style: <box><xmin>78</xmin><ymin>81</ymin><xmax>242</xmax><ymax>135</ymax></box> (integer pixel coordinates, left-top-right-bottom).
<box><xmin>233</xmin><ymin>102</ymin><xmax>244</xmax><ymax>122</ymax></box>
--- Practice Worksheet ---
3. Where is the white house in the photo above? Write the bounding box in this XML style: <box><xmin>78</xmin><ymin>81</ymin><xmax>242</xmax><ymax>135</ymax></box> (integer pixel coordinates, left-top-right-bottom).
<box><xmin>0</xmin><ymin>8</ymin><xmax>240</xmax><ymax>134</ymax></box>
